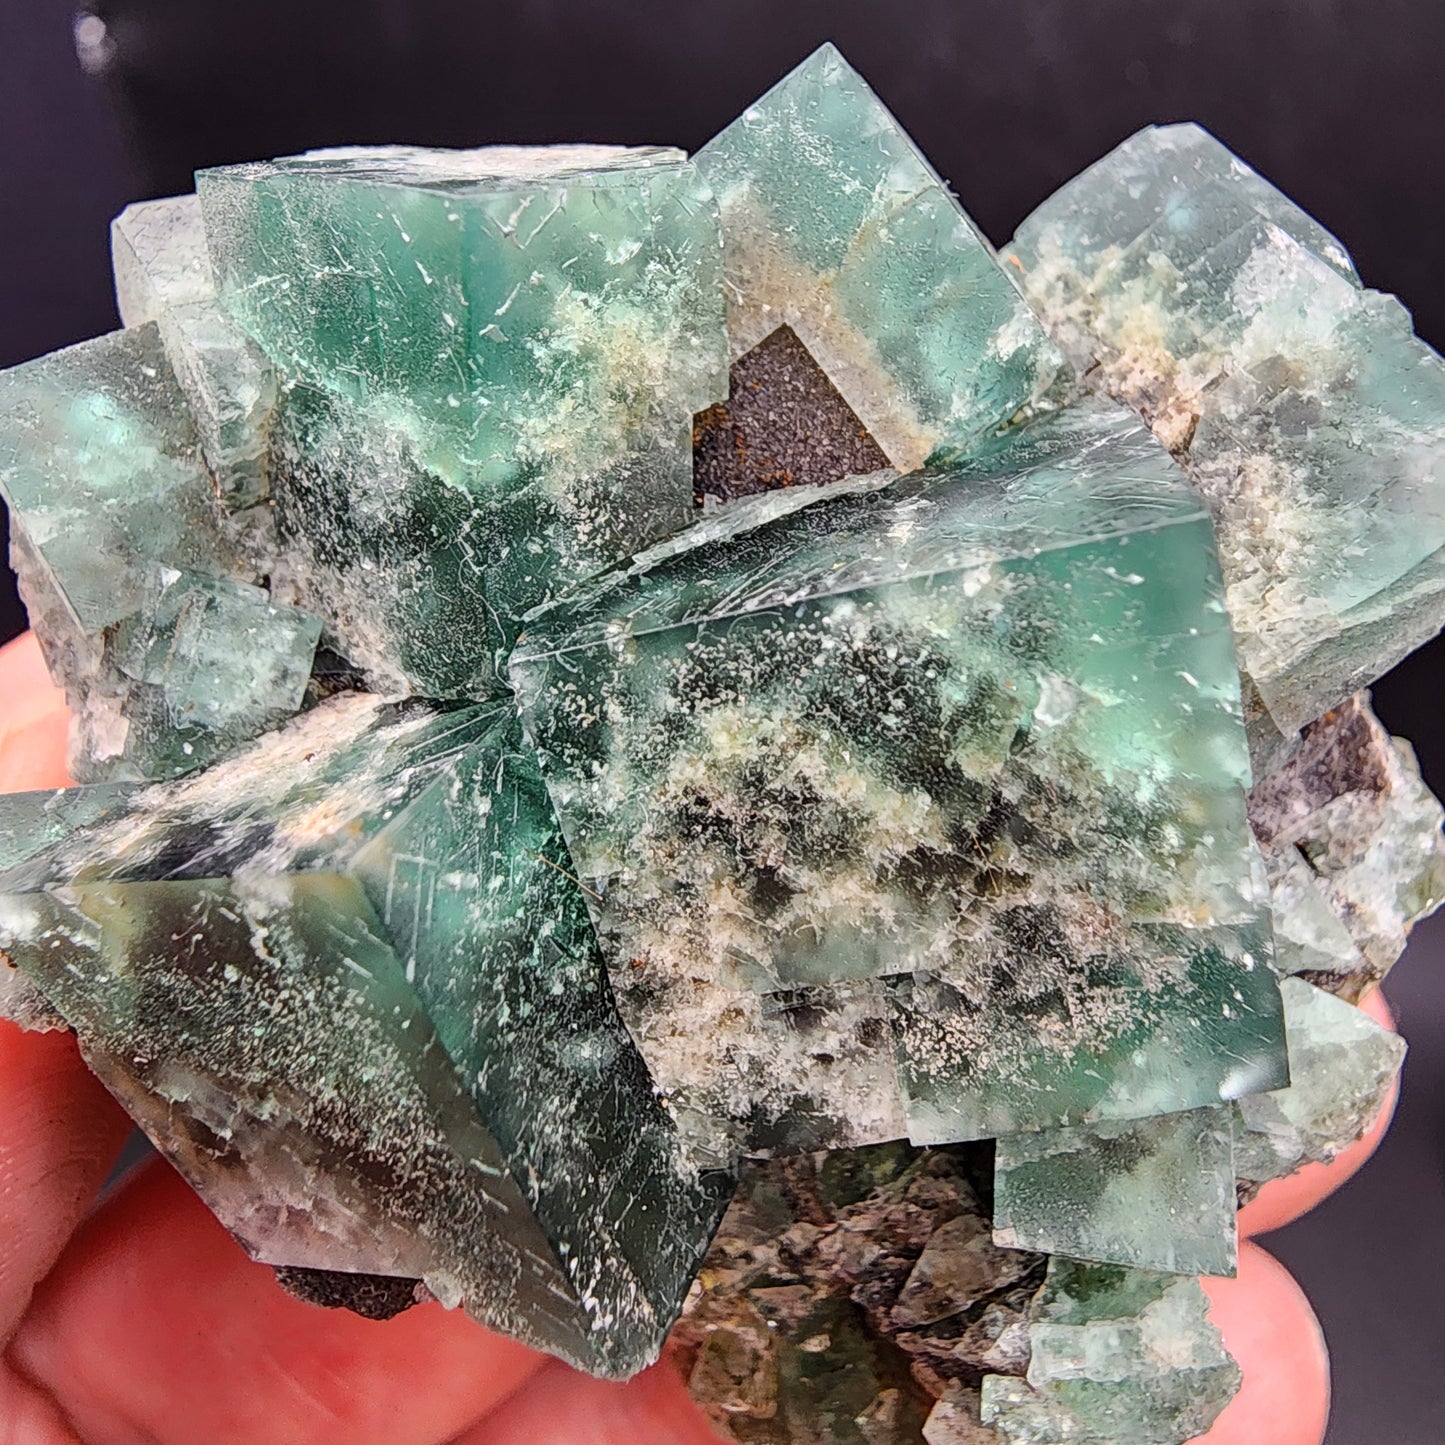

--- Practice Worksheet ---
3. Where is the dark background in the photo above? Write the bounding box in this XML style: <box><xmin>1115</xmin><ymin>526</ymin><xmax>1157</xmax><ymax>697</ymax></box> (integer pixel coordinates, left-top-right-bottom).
<box><xmin>1</xmin><ymin>4</ymin><xmax>1441</xmax><ymax>1441</ymax></box>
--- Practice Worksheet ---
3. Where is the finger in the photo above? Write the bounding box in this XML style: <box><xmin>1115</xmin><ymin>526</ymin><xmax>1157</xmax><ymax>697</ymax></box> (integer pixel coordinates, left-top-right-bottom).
<box><xmin>0</xmin><ymin>1023</ymin><xmax>131</xmax><ymax>1343</ymax></box>
<box><xmin>8</xmin><ymin>1160</ymin><xmax>546</xmax><ymax>1445</ymax></box>
<box><xmin>1192</xmin><ymin>1241</ymin><xmax>1329</xmax><ymax>1445</ymax></box>
<box><xmin>0</xmin><ymin>634</ymin><xmax>69</xmax><ymax>792</ymax></box>
<box><xmin>459</xmin><ymin>1357</ymin><xmax>723</xmax><ymax>1445</ymax></box>
<box><xmin>1239</xmin><ymin>988</ymin><xmax>1399</xmax><ymax>1239</ymax></box>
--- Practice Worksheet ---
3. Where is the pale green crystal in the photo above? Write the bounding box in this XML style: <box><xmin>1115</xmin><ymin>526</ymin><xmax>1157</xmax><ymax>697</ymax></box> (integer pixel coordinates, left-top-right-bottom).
<box><xmin>112</xmin><ymin>194</ymin><xmax>277</xmax><ymax>510</ymax></box>
<box><xmin>511</xmin><ymin>398</ymin><xmax>1286</xmax><ymax>1159</ymax></box>
<box><xmin>1233</xmin><ymin>976</ymin><xmax>1405</xmax><ymax>1192</ymax></box>
<box><xmin>1007</xmin><ymin>123</ymin><xmax>1445</xmax><ymax>732</ymax></box>
<box><xmin>0</xmin><ymin>695</ymin><xmax>729</xmax><ymax>1376</ymax></box>
<box><xmin>0</xmin><ymin>325</ymin><xmax>318</xmax><ymax>781</ymax></box>
<box><xmin>694</xmin><ymin>44</ymin><xmax>1059</xmax><ymax>473</ymax></box>
<box><xmin>980</xmin><ymin>1259</ymin><xmax>1240</xmax><ymax>1444</ymax></box>
<box><xmin>992</xmin><ymin>1107</ymin><xmax>1237</xmax><ymax>1279</ymax></box>
<box><xmin>197</xmin><ymin>144</ymin><xmax>727</xmax><ymax>694</ymax></box>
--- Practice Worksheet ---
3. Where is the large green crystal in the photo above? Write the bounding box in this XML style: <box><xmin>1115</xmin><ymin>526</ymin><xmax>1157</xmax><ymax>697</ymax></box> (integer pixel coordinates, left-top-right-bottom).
<box><xmin>512</xmin><ymin>397</ymin><xmax>1287</xmax><ymax>1159</ymax></box>
<box><xmin>694</xmin><ymin>44</ymin><xmax>1059</xmax><ymax>473</ymax></box>
<box><xmin>0</xmin><ymin>695</ymin><xmax>730</xmax><ymax>1376</ymax></box>
<box><xmin>1007</xmin><ymin>123</ymin><xmax>1445</xmax><ymax>734</ymax></box>
<box><xmin>196</xmin><ymin>144</ymin><xmax>727</xmax><ymax>694</ymax></box>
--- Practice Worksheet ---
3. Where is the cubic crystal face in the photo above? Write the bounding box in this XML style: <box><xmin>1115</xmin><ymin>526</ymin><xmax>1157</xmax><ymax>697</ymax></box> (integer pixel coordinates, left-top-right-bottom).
<box><xmin>1007</xmin><ymin>122</ymin><xmax>1445</xmax><ymax>734</ymax></box>
<box><xmin>197</xmin><ymin>144</ymin><xmax>728</xmax><ymax>695</ymax></box>
<box><xmin>992</xmin><ymin>1107</ymin><xmax>1237</xmax><ymax>1279</ymax></box>
<box><xmin>512</xmin><ymin>399</ymin><xmax>1288</xmax><ymax>1159</ymax></box>
<box><xmin>695</xmin><ymin>43</ymin><xmax>1060</xmax><ymax>472</ymax></box>
<box><xmin>112</xmin><ymin>194</ymin><xmax>277</xmax><ymax>511</ymax></box>
<box><xmin>0</xmin><ymin>696</ymin><xmax>730</xmax><ymax>1377</ymax></box>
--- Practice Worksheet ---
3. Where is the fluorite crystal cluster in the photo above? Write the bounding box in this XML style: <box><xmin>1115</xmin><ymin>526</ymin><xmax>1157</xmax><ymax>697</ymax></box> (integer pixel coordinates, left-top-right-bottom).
<box><xmin>1</xmin><ymin>42</ymin><xmax>1441</xmax><ymax>1442</ymax></box>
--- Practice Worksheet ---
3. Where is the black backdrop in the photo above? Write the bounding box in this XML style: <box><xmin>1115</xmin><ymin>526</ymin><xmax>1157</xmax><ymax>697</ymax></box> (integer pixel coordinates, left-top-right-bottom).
<box><xmin>1</xmin><ymin>4</ymin><xmax>1442</xmax><ymax>1441</ymax></box>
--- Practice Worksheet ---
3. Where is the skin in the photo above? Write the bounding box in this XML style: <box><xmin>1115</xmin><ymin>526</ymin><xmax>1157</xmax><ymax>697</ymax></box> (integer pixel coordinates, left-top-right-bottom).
<box><xmin>0</xmin><ymin>632</ymin><xmax>1390</xmax><ymax>1444</ymax></box>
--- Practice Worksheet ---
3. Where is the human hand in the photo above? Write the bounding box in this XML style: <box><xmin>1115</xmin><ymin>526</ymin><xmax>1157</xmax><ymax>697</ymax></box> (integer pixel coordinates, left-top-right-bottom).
<box><xmin>0</xmin><ymin>632</ymin><xmax>1388</xmax><ymax>1444</ymax></box>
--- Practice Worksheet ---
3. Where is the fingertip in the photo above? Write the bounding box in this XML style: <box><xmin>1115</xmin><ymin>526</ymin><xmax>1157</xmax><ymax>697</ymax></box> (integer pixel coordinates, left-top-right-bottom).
<box><xmin>460</xmin><ymin>1357</ymin><xmax>722</xmax><ymax>1445</ymax></box>
<box><xmin>0</xmin><ymin>633</ymin><xmax>69</xmax><ymax>793</ymax></box>
<box><xmin>1192</xmin><ymin>1241</ymin><xmax>1329</xmax><ymax>1445</ymax></box>
<box><xmin>0</xmin><ymin>1021</ymin><xmax>131</xmax><ymax>1344</ymax></box>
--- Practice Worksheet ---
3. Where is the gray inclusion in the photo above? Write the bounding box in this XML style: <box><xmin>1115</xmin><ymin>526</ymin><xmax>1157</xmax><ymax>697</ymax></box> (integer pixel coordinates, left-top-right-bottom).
<box><xmin>981</xmin><ymin>1258</ymin><xmax>1240</xmax><ymax>1444</ymax></box>
<box><xmin>1248</xmin><ymin>693</ymin><xmax>1445</xmax><ymax>998</ymax></box>
<box><xmin>0</xmin><ymin>693</ymin><xmax>730</xmax><ymax>1377</ymax></box>
<box><xmin>992</xmin><ymin>1106</ymin><xmax>1238</xmax><ymax>1279</ymax></box>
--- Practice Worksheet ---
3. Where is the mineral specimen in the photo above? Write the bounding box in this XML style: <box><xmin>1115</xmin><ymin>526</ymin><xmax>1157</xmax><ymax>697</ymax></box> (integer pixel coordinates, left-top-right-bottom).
<box><xmin>1007</xmin><ymin>123</ymin><xmax>1445</xmax><ymax>738</ymax></box>
<box><xmin>0</xmin><ymin>38</ymin><xmax>1441</xmax><ymax>1445</ymax></box>
<box><xmin>511</xmin><ymin>397</ymin><xmax>1287</xmax><ymax>1160</ymax></box>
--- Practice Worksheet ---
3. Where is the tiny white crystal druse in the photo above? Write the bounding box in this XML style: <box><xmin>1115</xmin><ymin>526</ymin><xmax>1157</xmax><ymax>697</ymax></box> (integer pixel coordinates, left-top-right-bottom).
<box><xmin>1</xmin><ymin>41</ymin><xmax>1440</xmax><ymax>1442</ymax></box>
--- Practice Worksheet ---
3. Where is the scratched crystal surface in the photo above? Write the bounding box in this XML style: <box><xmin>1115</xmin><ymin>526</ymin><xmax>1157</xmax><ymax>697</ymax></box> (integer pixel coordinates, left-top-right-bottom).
<box><xmin>1</xmin><ymin>43</ymin><xmax>1444</xmax><ymax>1430</ymax></box>
<box><xmin>0</xmin><ymin>695</ymin><xmax>730</xmax><ymax>1376</ymax></box>
<box><xmin>198</xmin><ymin>144</ymin><xmax>727</xmax><ymax>695</ymax></box>
<box><xmin>511</xmin><ymin>398</ymin><xmax>1287</xmax><ymax>1161</ymax></box>
<box><xmin>1007</xmin><ymin>122</ymin><xmax>1445</xmax><ymax>735</ymax></box>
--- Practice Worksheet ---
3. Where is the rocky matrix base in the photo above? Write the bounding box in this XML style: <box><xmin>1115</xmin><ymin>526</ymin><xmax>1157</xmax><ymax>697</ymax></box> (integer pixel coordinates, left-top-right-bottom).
<box><xmin>1</xmin><ymin>41</ymin><xmax>1441</xmax><ymax>1444</ymax></box>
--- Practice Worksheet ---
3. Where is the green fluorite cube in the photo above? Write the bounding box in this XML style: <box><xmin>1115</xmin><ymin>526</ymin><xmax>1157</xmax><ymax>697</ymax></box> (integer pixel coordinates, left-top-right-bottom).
<box><xmin>1008</xmin><ymin>123</ymin><xmax>1445</xmax><ymax>732</ymax></box>
<box><xmin>0</xmin><ymin>325</ymin><xmax>244</xmax><ymax>635</ymax></box>
<box><xmin>196</xmin><ymin>144</ymin><xmax>727</xmax><ymax>694</ymax></box>
<box><xmin>511</xmin><ymin>398</ymin><xmax>1287</xmax><ymax>1158</ymax></box>
<box><xmin>0</xmin><ymin>324</ymin><xmax>317</xmax><ymax>782</ymax></box>
<box><xmin>981</xmin><ymin>1258</ymin><xmax>1241</xmax><ymax>1444</ymax></box>
<box><xmin>695</xmin><ymin>43</ymin><xmax>1060</xmax><ymax>472</ymax></box>
<box><xmin>1233</xmin><ymin>976</ymin><xmax>1405</xmax><ymax>1192</ymax></box>
<box><xmin>112</xmin><ymin>194</ymin><xmax>277</xmax><ymax>510</ymax></box>
<box><xmin>0</xmin><ymin>694</ymin><xmax>729</xmax><ymax>1376</ymax></box>
<box><xmin>991</xmin><ymin>1107</ymin><xmax>1238</xmax><ymax>1279</ymax></box>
